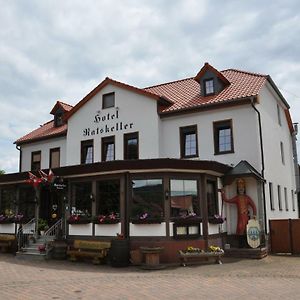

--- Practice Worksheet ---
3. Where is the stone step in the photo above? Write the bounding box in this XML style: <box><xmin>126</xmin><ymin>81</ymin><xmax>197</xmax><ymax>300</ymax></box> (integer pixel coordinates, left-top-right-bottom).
<box><xmin>16</xmin><ymin>251</ymin><xmax>47</xmax><ymax>260</ymax></box>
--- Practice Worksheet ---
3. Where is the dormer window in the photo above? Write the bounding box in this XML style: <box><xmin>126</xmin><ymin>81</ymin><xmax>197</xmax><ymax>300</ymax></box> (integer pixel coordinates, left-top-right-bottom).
<box><xmin>204</xmin><ymin>78</ymin><xmax>214</xmax><ymax>95</ymax></box>
<box><xmin>54</xmin><ymin>112</ymin><xmax>64</xmax><ymax>127</ymax></box>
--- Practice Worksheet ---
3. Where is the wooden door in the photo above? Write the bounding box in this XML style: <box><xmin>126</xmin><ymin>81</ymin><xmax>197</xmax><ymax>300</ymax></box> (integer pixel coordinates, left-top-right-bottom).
<box><xmin>269</xmin><ymin>219</ymin><xmax>291</xmax><ymax>253</ymax></box>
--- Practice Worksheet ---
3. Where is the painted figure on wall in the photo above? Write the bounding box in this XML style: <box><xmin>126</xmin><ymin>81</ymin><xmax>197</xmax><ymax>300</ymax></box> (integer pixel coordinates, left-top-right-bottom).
<box><xmin>220</xmin><ymin>178</ymin><xmax>257</xmax><ymax>236</ymax></box>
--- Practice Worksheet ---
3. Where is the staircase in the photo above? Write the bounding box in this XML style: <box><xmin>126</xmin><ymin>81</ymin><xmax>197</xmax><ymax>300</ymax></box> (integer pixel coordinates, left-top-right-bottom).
<box><xmin>16</xmin><ymin>235</ymin><xmax>54</xmax><ymax>260</ymax></box>
<box><xmin>16</xmin><ymin>218</ymin><xmax>63</xmax><ymax>260</ymax></box>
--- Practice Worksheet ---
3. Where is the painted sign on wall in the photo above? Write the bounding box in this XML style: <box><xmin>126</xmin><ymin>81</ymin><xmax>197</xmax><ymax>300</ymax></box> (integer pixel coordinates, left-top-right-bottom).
<box><xmin>83</xmin><ymin>109</ymin><xmax>134</xmax><ymax>137</ymax></box>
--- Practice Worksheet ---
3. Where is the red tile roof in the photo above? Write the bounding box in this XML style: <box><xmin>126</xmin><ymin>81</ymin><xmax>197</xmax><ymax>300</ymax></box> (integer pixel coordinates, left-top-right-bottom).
<box><xmin>144</xmin><ymin>69</ymin><xmax>267</xmax><ymax>114</ymax></box>
<box><xmin>50</xmin><ymin>100</ymin><xmax>74</xmax><ymax>115</ymax></box>
<box><xmin>15</xmin><ymin>102</ymin><xmax>73</xmax><ymax>145</ymax></box>
<box><xmin>15</xmin><ymin>66</ymin><xmax>277</xmax><ymax>145</ymax></box>
<box><xmin>15</xmin><ymin>120</ymin><xmax>68</xmax><ymax>145</ymax></box>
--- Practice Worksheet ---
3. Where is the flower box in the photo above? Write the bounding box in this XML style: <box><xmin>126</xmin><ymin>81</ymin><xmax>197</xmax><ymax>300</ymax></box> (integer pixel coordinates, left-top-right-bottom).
<box><xmin>208</xmin><ymin>216</ymin><xmax>225</xmax><ymax>224</ymax></box>
<box><xmin>67</xmin><ymin>218</ymin><xmax>92</xmax><ymax>224</ymax></box>
<box><xmin>172</xmin><ymin>216</ymin><xmax>202</xmax><ymax>225</ymax></box>
<box><xmin>93</xmin><ymin>218</ymin><xmax>120</xmax><ymax>225</ymax></box>
<box><xmin>131</xmin><ymin>218</ymin><xmax>163</xmax><ymax>224</ymax></box>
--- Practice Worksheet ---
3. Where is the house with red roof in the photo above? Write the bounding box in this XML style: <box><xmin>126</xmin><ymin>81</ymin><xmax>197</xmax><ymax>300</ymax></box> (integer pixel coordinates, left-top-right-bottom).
<box><xmin>0</xmin><ymin>62</ymin><xmax>298</xmax><ymax>262</ymax></box>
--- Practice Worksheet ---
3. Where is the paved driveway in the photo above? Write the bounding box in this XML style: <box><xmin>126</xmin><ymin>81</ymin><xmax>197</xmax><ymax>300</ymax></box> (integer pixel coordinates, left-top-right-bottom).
<box><xmin>0</xmin><ymin>254</ymin><xmax>300</xmax><ymax>299</ymax></box>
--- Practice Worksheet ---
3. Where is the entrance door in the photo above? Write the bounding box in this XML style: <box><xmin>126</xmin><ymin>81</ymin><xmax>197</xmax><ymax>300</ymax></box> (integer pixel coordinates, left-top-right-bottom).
<box><xmin>40</xmin><ymin>186</ymin><xmax>63</xmax><ymax>227</ymax></box>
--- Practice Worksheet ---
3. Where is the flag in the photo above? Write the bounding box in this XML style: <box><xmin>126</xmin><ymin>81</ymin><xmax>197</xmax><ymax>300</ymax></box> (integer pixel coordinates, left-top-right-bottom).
<box><xmin>39</xmin><ymin>170</ymin><xmax>48</xmax><ymax>182</ymax></box>
<box><xmin>47</xmin><ymin>169</ymin><xmax>54</xmax><ymax>183</ymax></box>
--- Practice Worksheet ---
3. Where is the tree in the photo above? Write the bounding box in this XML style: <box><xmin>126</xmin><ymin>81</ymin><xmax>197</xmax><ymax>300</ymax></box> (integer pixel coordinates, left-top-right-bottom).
<box><xmin>0</xmin><ymin>170</ymin><xmax>5</xmax><ymax>175</ymax></box>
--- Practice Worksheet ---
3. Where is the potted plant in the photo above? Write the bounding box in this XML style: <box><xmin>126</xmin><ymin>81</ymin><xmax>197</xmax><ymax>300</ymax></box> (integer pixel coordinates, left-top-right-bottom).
<box><xmin>38</xmin><ymin>219</ymin><xmax>48</xmax><ymax>235</ymax></box>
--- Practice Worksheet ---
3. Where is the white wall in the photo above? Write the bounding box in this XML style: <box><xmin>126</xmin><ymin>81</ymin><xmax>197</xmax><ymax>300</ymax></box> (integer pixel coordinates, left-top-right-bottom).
<box><xmin>66</xmin><ymin>84</ymin><xmax>160</xmax><ymax>165</ymax></box>
<box><xmin>160</xmin><ymin>105</ymin><xmax>261</xmax><ymax>170</ymax></box>
<box><xmin>258</xmin><ymin>84</ymin><xmax>298</xmax><ymax>220</ymax></box>
<box><xmin>20</xmin><ymin>137</ymin><xmax>66</xmax><ymax>172</ymax></box>
<box><xmin>129</xmin><ymin>223</ymin><xmax>166</xmax><ymax>236</ymax></box>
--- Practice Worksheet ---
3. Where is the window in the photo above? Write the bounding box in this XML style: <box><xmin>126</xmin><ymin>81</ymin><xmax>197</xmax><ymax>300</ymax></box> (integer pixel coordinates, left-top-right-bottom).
<box><xmin>72</xmin><ymin>182</ymin><xmax>92</xmax><ymax>216</ymax></box>
<box><xmin>97</xmin><ymin>180</ymin><xmax>120</xmax><ymax>216</ymax></box>
<box><xmin>0</xmin><ymin>188</ymin><xmax>16</xmax><ymax>215</ymax></box>
<box><xmin>81</xmin><ymin>140</ymin><xmax>93</xmax><ymax>164</ymax></box>
<box><xmin>180</xmin><ymin>125</ymin><xmax>198</xmax><ymax>158</ymax></box>
<box><xmin>204</xmin><ymin>78</ymin><xmax>214</xmax><ymax>95</ymax></box>
<box><xmin>50</xmin><ymin>148</ymin><xmax>60</xmax><ymax>169</ymax></box>
<box><xmin>54</xmin><ymin>113</ymin><xmax>64</xmax><ymax>127</ymax></box>
<box><xmin>269</xmin><ymin>182</ymin><xmax>275</xmax><ymax>210</ymax></box>
<box><xmin>213</xmin><ymin>120</ymin><xmax>234</xmax><ymax>154</ymax></box>
<box><xmin>284</xmin><ymin>187</ymin><xmax>288</xmax><ymax>211</ymax></box>
<box><xmin>170</xmin><ymin>179</ymin><xmax>199</xmax><ymax>218</ymax></box>
<box><xmin>31</xmin><ymin>151</ymin><xmax>41</xmax><ymax>171</ymax></box>
<box><xmin>277</xmin><ymin>104</ymin><xmax>281</xmax><ymax>126</ymax></box>
<box><xmin>102</xmin><ymin>136</ymin><xmax>115</xmax><ymax>161</ymax></box>
<box><xmin>124</xmin><ymin>132</ymin><xmax>139</xmax><ymax>160</ymax></box>
<box><xmin>292</xmin><ymin>190</ymin><xmax>296</xmax><ymax>211</ymax></box>
<box><xmin>102</xmin><ymin>92</ymin><xmax>115</xmax><ymax>109</ymax></box>
<box><xmin>131</xmin><ymin>179</ymin><xmax>164</xmax><ymax>220</ymax></box>
<box><xmin>278</xmin><ymin>185</ymin><xmax>282</xmax><ymax>210</ymax></box>
<box><xmin>207</xmin><ymin>180</ymin><xmax>218</xmax><ymax>217</ymax></box>
<box><xmin>19</xmin><ymin>186</ymin><xmax>35</xmax><ymax>219</ymax></box>
<box><xmin>280</xmin><ymin>142</ymin><xmax>285</xmax><ymax>165</ymax></box>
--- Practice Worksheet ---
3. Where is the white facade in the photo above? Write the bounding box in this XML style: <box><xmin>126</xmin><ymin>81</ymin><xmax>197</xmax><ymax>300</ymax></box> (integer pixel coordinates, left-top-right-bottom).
<box><xmin>17</xmin><ymin>71</ymin><xmax>299</xmax><ymax>231</ymax></box>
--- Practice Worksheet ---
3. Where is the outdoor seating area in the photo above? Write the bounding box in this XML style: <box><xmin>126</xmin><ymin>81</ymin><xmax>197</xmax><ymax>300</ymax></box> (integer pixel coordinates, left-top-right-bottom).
<box><xmin>67</xmin><ymin>240</ymin><xmax>111</xmax><ymax>264</ymax></box>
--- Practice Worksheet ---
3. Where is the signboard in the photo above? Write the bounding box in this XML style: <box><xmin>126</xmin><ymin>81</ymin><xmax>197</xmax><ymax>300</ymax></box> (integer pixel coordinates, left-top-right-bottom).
<box><xmin>52</xmin><ymin>177</ymin><xmax>67</xmax><ymax>191</ymax></box>
<box><xmin>247</xmin><ymin>219</ymin><xmax>261</xmax><ymax>248</ymax></box>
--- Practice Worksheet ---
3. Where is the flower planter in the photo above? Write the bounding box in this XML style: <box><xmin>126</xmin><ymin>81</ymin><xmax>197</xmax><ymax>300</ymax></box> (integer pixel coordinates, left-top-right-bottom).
<box><xmin>94</xmin><ymin>223</ymin><xmax>121</xmax><ymax>236</ymax></box>
<box><xmin>208</xmin><ymin>218</ymin><xmax>224</xmax><ymax>224</ymax></box>
<box><xmin>93</xmin><ymin>219</ymin><xmax>120</xmax><ymax>225</ymax></box>
<box><xmin>68</xmin><ymin>223</ymin><xmax>93</xmax><ymax>236</ymax></box>
<box><xmin>131</xmin><ymin>218</ymin><xmax>163</xmax><ymax>224</ymax></box>
<box><xmin>172</xmin><ymin>217</ymin><xmax>202</xmax><ymax>225</ymax></box>
<box><xmin>67</xmin><ymin>219</ymin><xmax>92</xmax><ymax>225</ymax></box>
<box><xmin>130</xmin><ymin>222</ymin><xmax>166</xmax><ymax>237</ymax></box>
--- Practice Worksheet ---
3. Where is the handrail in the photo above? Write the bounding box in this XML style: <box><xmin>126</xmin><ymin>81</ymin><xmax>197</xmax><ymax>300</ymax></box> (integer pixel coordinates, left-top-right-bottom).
<box><xmin>44</xmin><ymin>218</ymin><xmax>63</xmax><ymax>240</ymax></box>
<box><xmin>17</xmin><ymin>218</ymin><xmax>36</xmax><ymax>251</ymax></box>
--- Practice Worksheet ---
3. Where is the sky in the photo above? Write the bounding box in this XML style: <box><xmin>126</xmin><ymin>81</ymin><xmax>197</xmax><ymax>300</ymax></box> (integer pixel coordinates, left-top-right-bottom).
<box><xmin>1</xmin><ymin>0</ymin><xmax>300</xmax><ymax>173</ymax></box>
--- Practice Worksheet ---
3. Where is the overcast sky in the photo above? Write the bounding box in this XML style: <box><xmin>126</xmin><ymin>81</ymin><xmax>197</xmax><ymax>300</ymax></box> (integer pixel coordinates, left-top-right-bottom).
<box><xmin>1</xmin><ymin>0</ymin><xmax>300</xmax><ymax>173</ymax></box>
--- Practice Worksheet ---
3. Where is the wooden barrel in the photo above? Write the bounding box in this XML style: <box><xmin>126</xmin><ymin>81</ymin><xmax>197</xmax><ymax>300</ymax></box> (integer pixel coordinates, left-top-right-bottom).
<box><xmin>110</xmin><ymin>239</ymin><xmax>130</xmax><ymax>267</ymax></box>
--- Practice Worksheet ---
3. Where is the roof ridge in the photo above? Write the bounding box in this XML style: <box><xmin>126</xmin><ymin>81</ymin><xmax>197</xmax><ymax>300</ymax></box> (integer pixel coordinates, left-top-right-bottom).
<box><xmin>222</xmin><ymin>68</ymin><xmax>268</xmax><ymax>77</ymax></box>
<box><xmin>57</xmin><ymin>100</ymin><xmax>73</xmax><ymax>108</ymax></box>
<box><xmin>144</xmin><ymin>77</ymin><xmax>194</xmax><ymax>89</ymax></box>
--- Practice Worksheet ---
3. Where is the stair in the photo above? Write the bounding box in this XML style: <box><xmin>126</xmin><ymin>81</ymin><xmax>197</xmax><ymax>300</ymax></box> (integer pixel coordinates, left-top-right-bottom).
<box><xmin>16</xmin><ymin>235</ymin><xmax>54</xmax><ymax>260</ymax></box>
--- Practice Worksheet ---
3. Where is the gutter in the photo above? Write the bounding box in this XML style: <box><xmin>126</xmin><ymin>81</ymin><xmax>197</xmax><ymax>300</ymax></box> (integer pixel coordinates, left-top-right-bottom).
<box><xmin>250</xmin><ymin>97</ymin><xmax>267</xmax><ymax>236</ymax></box>
<box><xmin>16</xmin><ymin>145</ymin><xmax>22</xmax><ymax>173</ymax></box>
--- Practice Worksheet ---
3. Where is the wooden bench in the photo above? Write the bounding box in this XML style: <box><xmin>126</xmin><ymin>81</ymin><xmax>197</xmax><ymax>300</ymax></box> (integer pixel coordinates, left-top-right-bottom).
<box><xmin>179</xmin><ymin>250</ymin><xmax>224</xmax><ymax>266</ymax></box>
<box><xmin>67</xmin><ymin>240</ymin><xmax>111</xmax><ymax>264</ymax></box>
<box><xmin>0</xmin><ymin>234</ymin><xmax>16</xmax><ymax>253</ymax></box>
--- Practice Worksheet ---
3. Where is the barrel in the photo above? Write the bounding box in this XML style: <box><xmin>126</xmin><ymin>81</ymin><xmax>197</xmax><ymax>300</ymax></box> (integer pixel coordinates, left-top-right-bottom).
<box><xmin>110</xmin><ymin>239</ymin><xmax>130</xmax><ymax>267</ymax></box>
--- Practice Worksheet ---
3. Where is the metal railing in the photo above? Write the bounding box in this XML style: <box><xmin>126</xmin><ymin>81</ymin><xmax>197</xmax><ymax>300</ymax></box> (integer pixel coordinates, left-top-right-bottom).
<box><xmin>44</xmin><ymin>218</ymin><xmax>63</xmax><ymax>241</ymax></box>
<box><xmin>17</xmin><ymin>218</ymin><xmax>36</xmax><ymax>251</ymax></box>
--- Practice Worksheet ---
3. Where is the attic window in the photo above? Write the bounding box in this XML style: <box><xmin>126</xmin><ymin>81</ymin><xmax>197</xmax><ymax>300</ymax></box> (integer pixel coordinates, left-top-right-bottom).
<box><xmin>54</xmin><ymin>113</ymin><xmax>64</xmax><ymax>127</ymax></box>
<box><xmin>204</xmin><ymin>79</ymin><xmax>214</xmax><ymax>95</ymax></box>
<box><xmin>102</xmin><ymin>92</ymin><xmax>115</xmax><ymax>109</ymax></box>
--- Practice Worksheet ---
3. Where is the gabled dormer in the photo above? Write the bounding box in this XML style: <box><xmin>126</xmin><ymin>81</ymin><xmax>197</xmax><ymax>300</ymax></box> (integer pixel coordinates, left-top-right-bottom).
<box><xmin>50</xmin><ymin>101</ymin><xmax>73</xmax><ymax>127</ymax></box>
<box><xmin>194</xmin><ymin>62</ymin><xmax>230</xmax><ymax>96</ymax></box>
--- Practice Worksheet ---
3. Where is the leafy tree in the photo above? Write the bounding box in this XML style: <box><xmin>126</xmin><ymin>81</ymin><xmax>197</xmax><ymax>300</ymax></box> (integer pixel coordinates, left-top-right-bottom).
<box><xmin>0</xmin><ymin>170</ymin><xmax>5</xmax><ymax>175</ymax></box>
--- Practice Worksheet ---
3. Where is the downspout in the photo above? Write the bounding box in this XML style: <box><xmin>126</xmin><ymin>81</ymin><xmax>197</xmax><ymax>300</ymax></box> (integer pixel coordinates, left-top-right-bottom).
<box><xmin>250</xmin><ymin>97</ymin><xmax>267</xmax><ymax>236</ymax></box>
<box><xmin>291</xmin><ymin>123</ymin><xmax>300</xmax><ymax>217</ymax></box>
<box><xmin>16</xmin><ymin>145</ymin><xmax>22</xmax><ymax>172</ymax></box>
